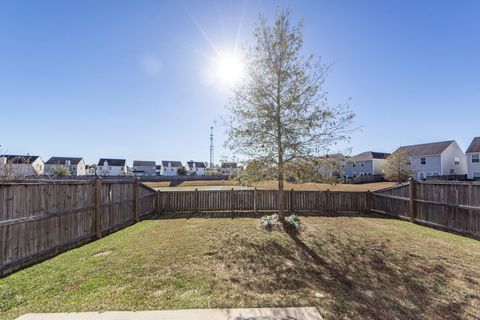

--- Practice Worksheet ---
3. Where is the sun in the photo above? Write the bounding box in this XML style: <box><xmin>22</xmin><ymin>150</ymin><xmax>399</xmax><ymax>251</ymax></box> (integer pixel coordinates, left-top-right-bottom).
<box><xmin>214</xmin><ymin>53</ymin><xmax>245</xmax><ymax>87</ymax></box>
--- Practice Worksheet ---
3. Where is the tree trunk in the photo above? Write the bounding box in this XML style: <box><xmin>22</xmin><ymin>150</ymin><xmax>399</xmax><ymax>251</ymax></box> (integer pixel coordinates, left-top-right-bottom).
<box><xmin>278</xmin><ymin>162</ymin><xmax>285</xmax><ymax>221</ymax></box>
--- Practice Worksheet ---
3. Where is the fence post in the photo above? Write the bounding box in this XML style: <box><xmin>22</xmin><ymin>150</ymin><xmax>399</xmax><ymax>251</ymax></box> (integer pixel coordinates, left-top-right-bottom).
<box><xmin>231</xmin><ymin>188</ymin><xmax>235</xmax><ymax>213</ymax></box>
<box><xmin>409</xmin><ymin>178</ymin><xmax>417</xmax><ymax>222</ymax></box>
<box><xmin>253</xmin><ymin>188</ymin><xmax>257</xmax><ymax>212</ymax></box>
<box><xmin>156</xmin><ymin>190</ymin><xmax>161</xmax><ymax>214</ymax></box>
<box><xmin>134</xmin><ymin>178</ymin><xmax>140</xmax><ymax>222</ymax></box>
<box><xmin>366</xmin><ymin>190</ymin><xmax>372</xmax><ymax>212</ymax></box>
<box><xmin>95</xmin><ymin>177</ymin><xmax>102</xmax><ymax>238</ymax></box>
<box><xmin>325</xmin><ymin>189</ymin><xmax>331</xmax><ymax>212</ymax></box>
<box><xmin>195</xmin><ymin>188</ymin><xmax>199</xmax><ymax>212</ymax></box>
<box><xmin>290</xmin><ymin>188</ymin><xmax>294</xmax><ymax>213</ymax></box>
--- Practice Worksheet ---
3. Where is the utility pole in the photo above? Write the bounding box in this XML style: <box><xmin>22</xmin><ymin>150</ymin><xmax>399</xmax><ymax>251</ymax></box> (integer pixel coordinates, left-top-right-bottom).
<box><xmin>209</xmin><ymin>126</ymin><xmax>214</xmax><ymax>168</ymax></box>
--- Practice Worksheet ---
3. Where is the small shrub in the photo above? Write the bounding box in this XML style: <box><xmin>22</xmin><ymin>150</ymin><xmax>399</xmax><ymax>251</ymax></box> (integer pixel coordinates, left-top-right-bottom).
<box><xmin>284</xmin><ymin>214</ymin><xmax>300</xmax><ymax>230</ymax></box>
<box><xmin>260</xmin><ymin>214</ymin><xmax>301</xmax><ymax>234</ymax></box>
<box><xmin>260</xmin><ymin>214</ymin><xmax>281</xmax><ymax>231</ymax></box>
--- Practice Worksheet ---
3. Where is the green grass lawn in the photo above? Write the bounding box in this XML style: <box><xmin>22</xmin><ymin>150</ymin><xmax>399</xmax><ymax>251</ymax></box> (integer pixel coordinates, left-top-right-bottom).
<box><xmin>1</xmin><ymin>213</ymin><xmax>479</xmax><ymax>320</ymax></box>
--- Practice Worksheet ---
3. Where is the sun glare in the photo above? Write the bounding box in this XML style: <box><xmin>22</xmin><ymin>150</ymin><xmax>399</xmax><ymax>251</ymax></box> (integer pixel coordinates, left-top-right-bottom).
<box><xmin>214</xmin><ymin>53</ymin><xmax>245</xmax><ymax>87</ymax></box>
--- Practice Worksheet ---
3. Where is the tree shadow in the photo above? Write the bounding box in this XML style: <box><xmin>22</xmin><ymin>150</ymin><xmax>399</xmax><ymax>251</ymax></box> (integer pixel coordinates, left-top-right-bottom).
<box><xmin>214</xmin><ymin>229</ymin><xmax>472</xmax><ymax>319</ymax></box>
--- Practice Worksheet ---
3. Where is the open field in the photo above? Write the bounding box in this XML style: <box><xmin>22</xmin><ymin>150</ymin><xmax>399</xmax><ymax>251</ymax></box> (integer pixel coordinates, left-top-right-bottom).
<box><xmin>144</xmin><ymin>180</ymin><xmax>397</xmax><ymax>191</ymax></box>
<box><xmin>1</xmin><ymin>214</ymin><xmax>478</xmax><ymax>320</ymax></box>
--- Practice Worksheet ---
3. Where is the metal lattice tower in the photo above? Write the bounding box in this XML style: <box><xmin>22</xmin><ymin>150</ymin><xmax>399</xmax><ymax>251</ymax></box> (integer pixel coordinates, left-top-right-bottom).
<box><xmin>209</xmin><ymin>126</ymin><xmax>214</xmax><ymax>168</ymax></box>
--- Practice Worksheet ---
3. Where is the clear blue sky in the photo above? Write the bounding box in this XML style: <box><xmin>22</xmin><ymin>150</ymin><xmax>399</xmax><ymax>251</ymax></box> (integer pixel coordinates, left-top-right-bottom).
<box><xmin>1</xmin><ymin>0</ymin><xmax>479</xmax><ymax>165</ymax></box>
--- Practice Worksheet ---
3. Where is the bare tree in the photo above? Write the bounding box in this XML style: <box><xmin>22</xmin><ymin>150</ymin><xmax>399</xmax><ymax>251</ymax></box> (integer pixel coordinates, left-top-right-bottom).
<box><xmin>0</xmin><ymin>156</ymin><xmax>37</xmax><ymax>180</ymax></box>
<box><xmin>384</xmin><ymin>151</ymin><xmax>412</xmax><ymax>183</ymax></box>
<box><xmin>226</xmin><ymin>9</ymin><xmax>354</xmax><ymax>221</ymax></box>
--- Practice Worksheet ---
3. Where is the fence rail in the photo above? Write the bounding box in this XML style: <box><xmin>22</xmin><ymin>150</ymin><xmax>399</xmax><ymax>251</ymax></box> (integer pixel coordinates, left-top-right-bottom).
<box><xmin>0</xmin><ymin>178</ymin><xmax>156</xmax><ymax>276</ymax></box>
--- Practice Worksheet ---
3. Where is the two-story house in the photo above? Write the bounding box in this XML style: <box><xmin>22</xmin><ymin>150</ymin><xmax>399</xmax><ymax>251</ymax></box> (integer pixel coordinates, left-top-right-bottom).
<box><xmin>466</xmin><ymin>137</ymin><xmax>480</xmax><ymax>180</ymax></box>
<box><xmin>394</xmin><ymin>140</ymin><xmax>467</xmax><ymax>180</ymax></box>
<box><xmin>96</xmin><ymin>158</ymin><xmax>127</xmax><ymax>176</ymax></box>
<box><xmin>161</xmin><ymin>161</ymin><xmax>183</xmax><ymax>176</ymax></box>
<box><xmin>186</xmin><ymin>161</ymin><xmax>206</xmax><ymax>176</ymax></box>
<box><xmin>132</xmin><ymin>160</ymin><xmax>157</xmax><ymax>176</ymax></box>
<box><xmin>220</xmin><ymin>162</ymin><xmax>238</xmax><ymax>177</ymax></box>
<box><xmin>45</xmin><ymin>157</ymin><xmax>86</xmax><ymax>176</ymax></box>
<box><xmin>0</xmin><ymin>155</ymin><xmax>44</xmax><ymax>177</ymax></box>
<box><xmin>342</xmin><ymin>151</ymin><xmax>390</xmax><ymax>179</ymax></box>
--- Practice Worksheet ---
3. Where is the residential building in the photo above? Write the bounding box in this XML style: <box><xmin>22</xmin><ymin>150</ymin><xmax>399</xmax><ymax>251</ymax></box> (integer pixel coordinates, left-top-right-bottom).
<box><xmin>0</xmin><ymin>155</ymin><xmax>44</xmax><ymax>177</ymax></box>
<box><xmin>161</xmin><ymin>161</ymin><xmax>183</xmax><ymax>176</ymax></box>
<box><xmin>342</xmin><ymin>151</ymin><xmax>390</xmax><ymax>179</ymax></box>
<box><xmin>186</xmin><ymin>161</ymin><xmax>206</xmax><ymax>176</ymax></box>
<box><xmin>45</xmin><ymin>157</ymin><xmax>86</xmax><ymax>176</ymax></box>
<box><xmin>220</xmin><ymin>162</ymin><xmax>238</xmax><ymax>177</ymax></box>
<box><xmin>466</xmin><ymin>137</ymin><xmax>480</xmax><ymax>180</ymax></box>
<box><xmin>132</xmin><ymin>160</ymin><xmax>157</xmax><ymax>176</ymax></box>
<box><xmin>96</xmin><ymin>158</ymin><xmax>127</xmax><ymax>176</ymax></box>
<box><xmin>394</xmin><ymin>140</ymin><xmax>467</xmax><ymax>180</ymax></box>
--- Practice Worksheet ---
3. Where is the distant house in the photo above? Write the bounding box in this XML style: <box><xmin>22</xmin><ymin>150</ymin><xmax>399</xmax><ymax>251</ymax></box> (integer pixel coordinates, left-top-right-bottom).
<box><xmin>220</xmin><ymin>162</ymin><xmax>238</xmax><ymax>177</ymax></box>
<box><xmin>394</xmin><ymin>140</ymin><xmax>467</xmax><ymax>180</ymax></box>
<box><xmin>186</xmin><ymin>161</ymin><xmax>206</xmax><ymax>176</ymax></box>
<box><xmin>466</xmin><ymin>137</ymin><xmax>480</xmax><ymax>180</ymax></box>
<box><xmin>97</xmin><ymin>158</ymin><xmax>127</xmax><ymax>176</ymax></box>
<box><xmin>0</xmin><ymin>155</ymin><xmax>44</xmax><ymax>177</ymax></box>
<box><xmin>132</xmin><ymin>160</ymin><xmax>156</xmax><ymax>176</ymax></box>
<box><xmin>342</xmin><ymin>151</ymin><xmax>390</xmax><ymax>179</ymax></box>
<box><xmin>161</xmin><ymin>161</ymin><xmax>183</xmax><ymax>176</ymax></box>
<box><xmin>45</xmin><ymin>157</ymin><xmax>86</xmax><ymax>176</ymax></box>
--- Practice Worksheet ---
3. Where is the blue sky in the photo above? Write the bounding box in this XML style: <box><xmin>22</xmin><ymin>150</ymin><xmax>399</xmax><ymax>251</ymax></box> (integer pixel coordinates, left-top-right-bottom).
<box><xmin>1</xmin><ymin>0</ymin><xmax>479</xmax><ymax>165</ymax></box>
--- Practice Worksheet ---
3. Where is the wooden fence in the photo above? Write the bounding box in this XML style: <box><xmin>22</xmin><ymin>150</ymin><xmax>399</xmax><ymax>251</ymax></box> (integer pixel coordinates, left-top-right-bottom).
<box><xmin>371</xmin><ymin>180</ymin><xmax>480</xmax><ymax>238</ymax></box>
<box><xmin>156</xmin><ymin>189</ymin><xmax>369</xmax><ymax>213</ymax></box>
<box><xmin>0</xmin><ymin>179</ymin><xmax>156</xmax><ymax>276</ymax></box>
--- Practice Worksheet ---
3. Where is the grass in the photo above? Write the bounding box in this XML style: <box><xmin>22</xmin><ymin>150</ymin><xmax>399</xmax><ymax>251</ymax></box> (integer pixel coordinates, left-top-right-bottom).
<box><xmin>1</xmin><ymin>213</ymin><xmax>479</xmax><ymax>320</ymax></box>
<box><xmin>144</xmin><ymin>180</ymin><xmax>397</xmax><ymax>191</ymax></box>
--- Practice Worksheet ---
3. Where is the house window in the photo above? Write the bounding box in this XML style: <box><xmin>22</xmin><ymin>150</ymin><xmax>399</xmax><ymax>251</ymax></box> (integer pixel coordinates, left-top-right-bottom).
<box><xmin>450</xmin><ymin>169</ymin><xmax>454</xmax><ymax>174</ymax></box>
<box><xmin>433</xmin><ymin>172</ymin><xmax>439</xmax><ymax>176</ymax></box>
<box><xmin>421</xmin><ymin>158</ymin><xmax>426</xmax><ymax>165</ymax></box>
<box><xmin>361</xmin><ymin>161</ymin><xmax>364</xmax><ymax>167</ymax></box>
<box><xmin>454</xmin><ymin>157</ymin><xmax>460</xmax><ymax>165</ymax></box>
<box><xmin>472</xmin><ymin>154</ymin><xmax>480</xmax><ymax>163</ymax></box>
<box><xmin>473</xmin><ymin>172</ymin><xmax>480</xmax><ymax>179</ymax></box>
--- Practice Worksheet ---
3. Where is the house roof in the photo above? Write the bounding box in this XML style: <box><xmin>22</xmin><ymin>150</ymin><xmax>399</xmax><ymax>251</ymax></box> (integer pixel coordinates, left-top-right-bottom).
<box><xmin>98</xmin><ymin>158</ymin><xmax>126</xmax><ymax>166</ymax></box>
<box><xmin>1</xmin><ymin>155</ymin><xmax>41</xmax><ymax>164</ymax></box>
<box><xmin>45</xmin><ymin>157</ymin><xmax>83</xmax><ymax>165</ymax></box>
<box><xmin>395</xmin><ymin>140</ymin><xmax>454</xmax><ymax>157</ymax></box>
<box><xmin>187</xmin><ymin>161</ymin><xmax>206</xmax><ymax>168</ymax></box>
<box><xmin>466</xmin><ymin>137</ymin><xmax>480</xmax><ymax>153</ymax></box>
<box><xmin>133</xmin><ymin>160</ymin><xmax>156</xmax><ymax>167</ymax></box>
<box><xmin>161</xmin><ymin>161</ymin><xmax>183</xmax><ymax>167</ymax></box>
<box><xmin>221</xmin><ymin>162</ymin><xmax>238</xmax><ymax>169</ymax></box>
<box><xmin>350</xmin><ymin>151</ymin><xmax>390</xmax><ymax>162</ymax></box>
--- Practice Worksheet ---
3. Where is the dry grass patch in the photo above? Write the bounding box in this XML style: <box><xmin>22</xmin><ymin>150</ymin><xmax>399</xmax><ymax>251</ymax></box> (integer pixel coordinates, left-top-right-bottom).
<box><xmin>1</xmin><ymin>214</ymin><xmax>478</xmax><ymax>320</ymax></box>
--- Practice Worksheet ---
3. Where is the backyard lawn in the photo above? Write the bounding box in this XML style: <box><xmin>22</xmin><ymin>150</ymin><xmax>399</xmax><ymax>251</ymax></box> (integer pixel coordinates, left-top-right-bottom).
<box><xmin>1</xmin><ymin>213</ymin><xmax>479</xmax><ymax>320</ymax></box>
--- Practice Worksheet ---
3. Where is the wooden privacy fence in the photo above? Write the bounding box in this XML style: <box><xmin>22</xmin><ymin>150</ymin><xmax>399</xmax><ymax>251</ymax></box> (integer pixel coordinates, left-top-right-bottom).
<box><xmin>156</xmin><ymin>189</ymin><xmax>369</xmax><ymax>213</ymax></box>
<box><xmin>0</xmin><ymin>178</ymin><xmax>156</xmax><ymax>276</ymax></box>
<box><xmin>371</xmin><ymin>180</ymin><xmax>480</xmax><ymax>238</ymax></box>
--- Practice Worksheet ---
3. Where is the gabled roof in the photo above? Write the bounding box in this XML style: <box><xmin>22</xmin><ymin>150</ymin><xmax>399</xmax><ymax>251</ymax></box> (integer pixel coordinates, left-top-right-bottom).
<box><xmin>133</xmin><ymin>160</ymin><xmax>156</xmax><ymax>167</ymax></box>
<box><xmin>161</xmin><ymin>160</ymin><xmax>183</xmax><ymax>167</ymax></box>
<box><xmin>187</xmin><ymin>161</ymin><xmax>206</xmax><ymax>168</ymax></box>
<box><xmin>221</xmin><ymin>162</ymin><xmax>238</xmax><ymax>169</ymax></box>
<box><xmin>45</xmin><ymin>157</ymin><xmax>83</xmax><ymax>165</ymax></box>
<box><xmin>98</xmin><ymin>158</ymin><xmax>126</xmax><ymax>166</ymax></box>
<box><xmin>395</xmin><ymin>140</ymin><xmax>454</xmax><ymax>157</ymax></box>
<box><xmin>350</xmin><ymin>151</ymin><xmax>390</xmax><ymax>162</ymax></box>
<box><xmin>1</xmin><ymin>155</ymin><xmax>41</xmax><ymax>164</ymax></box>
<box><xmin>466</xmin><ymin>137</ymin><xmax>480</xmax><ymax>154</ymax></box>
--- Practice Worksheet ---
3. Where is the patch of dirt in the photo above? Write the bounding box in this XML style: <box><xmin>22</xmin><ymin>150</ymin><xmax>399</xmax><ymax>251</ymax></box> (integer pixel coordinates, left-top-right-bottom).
<box><xmin>94</xmin><ymin>250</ymin><xmax>112</xmax><ymax>257</ymax></box>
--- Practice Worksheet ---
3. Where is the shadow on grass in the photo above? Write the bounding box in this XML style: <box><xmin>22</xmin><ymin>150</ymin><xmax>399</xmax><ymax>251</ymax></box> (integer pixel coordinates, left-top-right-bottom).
<box><xmin>217</xmin><ymin>229</ymin><xmax>471</xmax><ymax>319</ymax></box>
<box><xmin>147</xmin><ymin>211</ymin><xmax>392</xmax><ymax>220</ymax></box>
